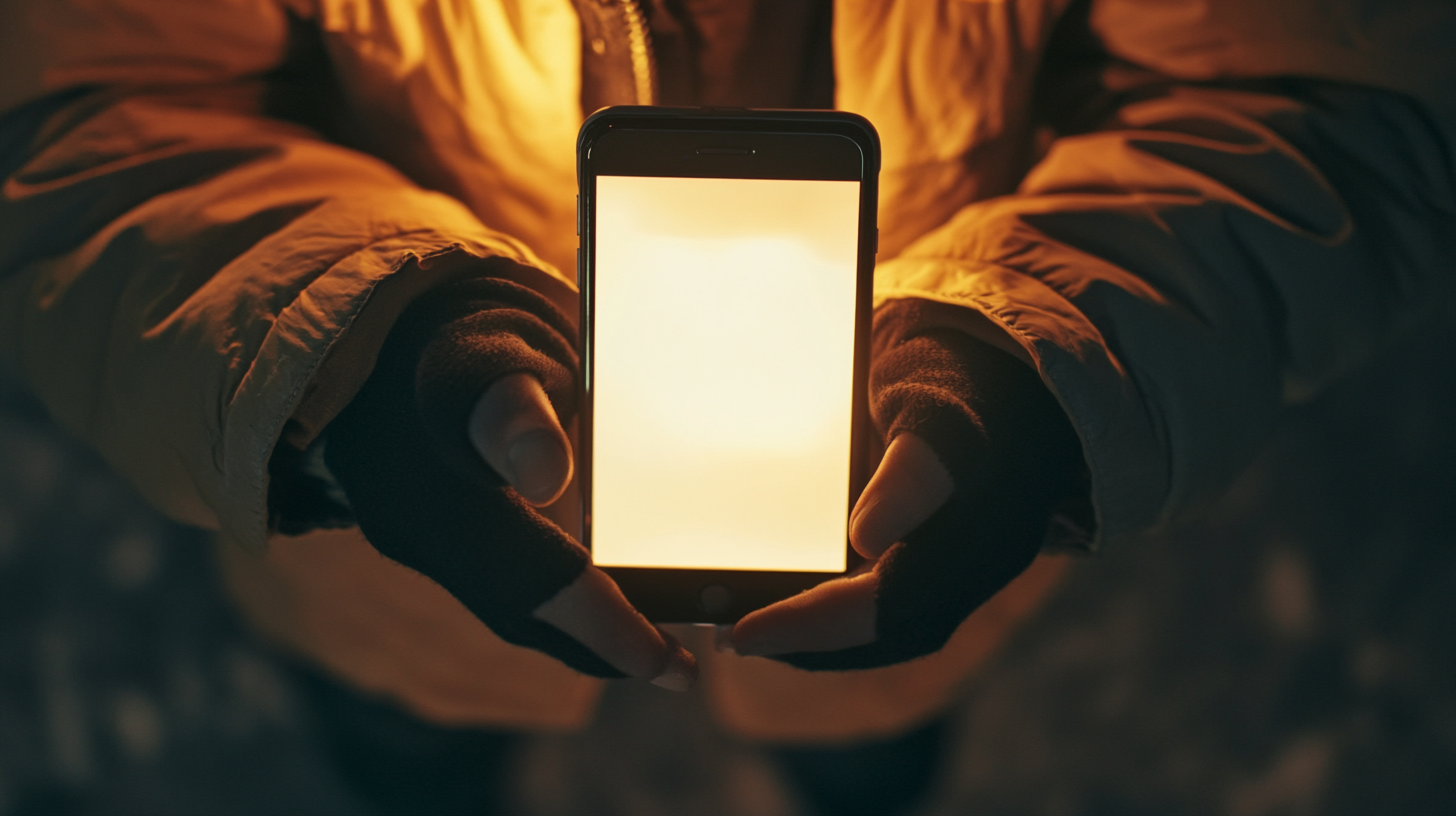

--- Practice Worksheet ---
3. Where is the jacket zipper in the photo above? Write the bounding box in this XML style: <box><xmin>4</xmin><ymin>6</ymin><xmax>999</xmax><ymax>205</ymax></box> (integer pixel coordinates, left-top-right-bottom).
<box><xmin>619</xmin><ymin>0</ymin><xmax>655</xmax><ymax>105</ymax></box>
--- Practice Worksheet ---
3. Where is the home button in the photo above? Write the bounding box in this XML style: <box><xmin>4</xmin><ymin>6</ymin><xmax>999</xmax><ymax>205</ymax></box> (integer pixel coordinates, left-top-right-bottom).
<box><xmin>699</xmin><ymin>584</ymin><xmax>732</xmax><ymax>615</ymax></box>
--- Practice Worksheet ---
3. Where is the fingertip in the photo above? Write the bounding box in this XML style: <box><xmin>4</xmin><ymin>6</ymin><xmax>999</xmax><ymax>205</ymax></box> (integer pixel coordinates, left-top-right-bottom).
<box><xmin>849</xmin><ymin>433</ymin><xmax>954</xmax><ymax>558</ymax></box>
<box><xmin>470</xmin><ymin>373</ymin><xmax>575</xmax><ymax>505</ymax></box>
<box><xmin>508</xmin><ymin>427</ymin><xmax>572</xmax><ymax>505</ymax></box>
<box><xmin>848</xmin><ymin>491</ymin><xmax>894</xmax><ymax>559</ymax></box>
<box><xmin>649</xmin><ymin>634</ymin><xmax>698</xmax><ymax>692</ymax></box>
<box><xmin>534</xmin><ymin>567</ymin><xmax>683</xmax><ymax>682</ymax></box>
<box><xmin>731</xmin><ymin>573</ymin><xmax>878</xmax><ymax>656</ymax></box>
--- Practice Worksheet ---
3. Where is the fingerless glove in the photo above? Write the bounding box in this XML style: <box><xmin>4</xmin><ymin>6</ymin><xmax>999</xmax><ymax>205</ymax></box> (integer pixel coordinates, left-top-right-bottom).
<box><xmin>324</xmin><ymin>269</ymin><xmax>624</xmax><ymax>677</ymax></box>
<box><xmin>778</xmin><ymin>298</ymin><xmax>1087</xmax><ymax>670</ymax></box>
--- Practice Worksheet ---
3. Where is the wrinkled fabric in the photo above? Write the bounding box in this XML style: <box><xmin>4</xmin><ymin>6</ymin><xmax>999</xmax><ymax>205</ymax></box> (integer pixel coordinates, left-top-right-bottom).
<box><xmin>868</xmin><ymin>78</ymin><xmax>1456</xmax><ymax>542</ymax></box>
<box><xmin>844</xmin><ymin>1</ymin><xmax>1456</xmax><ymax>542</ymax></box>
<box><xmin>3</xmin><ymin>0</ymin><xmax>1454</xmax><ymax>739</ymax></box>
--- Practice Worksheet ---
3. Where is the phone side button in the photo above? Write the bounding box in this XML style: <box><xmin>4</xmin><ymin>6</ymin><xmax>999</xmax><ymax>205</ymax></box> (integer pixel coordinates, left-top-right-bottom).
<box><xmin>699</xmin><ymin>584</ymin><xmax>732</xmax><ymax>615</ymax></box>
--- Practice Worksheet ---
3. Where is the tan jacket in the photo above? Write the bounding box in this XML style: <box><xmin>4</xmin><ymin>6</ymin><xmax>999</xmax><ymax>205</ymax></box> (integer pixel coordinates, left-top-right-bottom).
<box><xmin>3</xmin><ymin>0</ymin><xmax>1453</xmax><ymax>739</ymax></box>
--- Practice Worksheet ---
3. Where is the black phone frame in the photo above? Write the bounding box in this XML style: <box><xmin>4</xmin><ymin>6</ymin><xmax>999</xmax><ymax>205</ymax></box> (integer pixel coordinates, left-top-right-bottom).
<box><xmin>577</xmin><ymin>106</ymin><xmax>881</xmax><ymax>624</ymax></box>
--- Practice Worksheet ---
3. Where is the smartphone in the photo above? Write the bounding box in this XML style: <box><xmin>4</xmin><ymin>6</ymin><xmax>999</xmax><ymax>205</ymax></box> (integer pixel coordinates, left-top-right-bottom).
<box><xmin>577</xmin><ymin>107</ymin><xmax>880</xmax><ymax>624</ymax></box>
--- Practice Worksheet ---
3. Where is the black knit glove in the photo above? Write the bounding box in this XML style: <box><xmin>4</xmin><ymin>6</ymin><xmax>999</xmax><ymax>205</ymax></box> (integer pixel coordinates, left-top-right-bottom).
<box><xmin>770</xmin><ymin>298</ymin><xmax>1087</xmax><ymax>671</ymax></box>
<box><xmin>323</xmin><ymin>272</ymin><xmax>624</xmax><ymax>678</ymax></box>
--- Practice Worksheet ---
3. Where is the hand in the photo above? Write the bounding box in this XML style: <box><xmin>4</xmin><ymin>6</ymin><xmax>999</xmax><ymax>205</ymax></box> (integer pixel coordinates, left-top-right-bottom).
<box><xmin>731</xmin><ymin>299</ymin><xmax>1086</xmax><ymax>670</ymax></box>
<box><xmin>324</xmin><ymin>271</ymin><xmax>695</xmax><ymax>689</ymax></box>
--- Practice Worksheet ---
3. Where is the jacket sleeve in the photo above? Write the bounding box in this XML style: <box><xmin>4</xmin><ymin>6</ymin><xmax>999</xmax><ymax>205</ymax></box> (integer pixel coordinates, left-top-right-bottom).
<box><xmin>0</xmin><ymin>0</ymin><xmax>572</xmax><ymax>552</ymax></box>
<box><xmin>872</xmin><ymin>78</ymin><xmax>1456</xmax><ymax>546</ymax></box>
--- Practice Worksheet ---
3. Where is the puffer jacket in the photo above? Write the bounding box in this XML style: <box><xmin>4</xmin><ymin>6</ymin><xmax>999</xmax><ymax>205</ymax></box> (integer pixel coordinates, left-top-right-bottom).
<box><xmin>2</xmin><ymin>0</ymin><xmax>1453</xmax><ymax>739</ymax></box>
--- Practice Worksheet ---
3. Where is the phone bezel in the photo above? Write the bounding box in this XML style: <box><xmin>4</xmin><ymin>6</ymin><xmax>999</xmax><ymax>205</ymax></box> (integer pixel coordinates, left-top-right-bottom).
<box><xmin>577</xmin><ymin>107</ymin><xmax>880</xmax><ymax>624</ymax></box>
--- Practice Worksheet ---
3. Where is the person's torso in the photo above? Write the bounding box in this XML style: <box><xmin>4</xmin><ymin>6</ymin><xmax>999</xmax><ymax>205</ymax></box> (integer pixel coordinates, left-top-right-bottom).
<box><xmin>300</xmin><ymin>0</ymin><xmax>831</xmax><ymax>277</ymax></box>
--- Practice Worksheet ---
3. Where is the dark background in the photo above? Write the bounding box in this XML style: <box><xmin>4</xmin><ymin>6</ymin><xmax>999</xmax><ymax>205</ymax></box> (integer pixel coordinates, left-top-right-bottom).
<box><xmin>1</xmin><ymin>300</ymin><xmax>1454</xmax><ymax>815</ymax></box>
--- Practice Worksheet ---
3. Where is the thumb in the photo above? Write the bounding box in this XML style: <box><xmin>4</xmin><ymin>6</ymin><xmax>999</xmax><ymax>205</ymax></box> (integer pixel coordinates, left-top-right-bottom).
<box><xmin>468</xmin><ymin>372</ymin><xmax>574</xmax><ymax>505</ymax></box>
<box><xmin>849</xmin><ymin>433</ymin><xmax>954</xmax><ymax>559</ymax></box>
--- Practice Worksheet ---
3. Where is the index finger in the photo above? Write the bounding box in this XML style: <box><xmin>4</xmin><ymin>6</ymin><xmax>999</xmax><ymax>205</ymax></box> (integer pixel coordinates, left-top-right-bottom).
<box><xmin>731</xmin><ymin>569</ymin><xmax>879</xmax><ymax>657</ymax></box>
<box><xmin>535</xmin><ymin>566</ymin><xmax>698</xmax><ymax>691</ymax></box>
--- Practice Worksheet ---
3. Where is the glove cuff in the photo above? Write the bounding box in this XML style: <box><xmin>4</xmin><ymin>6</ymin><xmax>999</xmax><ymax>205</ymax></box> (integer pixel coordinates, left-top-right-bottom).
<box><xmin>871</xmin><ymin>298</ymin><xmax>1080</xmax><ymax>499</ymax></box>
<box><xmin>383</xmin><ymin>273</ymin><xmax>579</xmax><ymax>487</ymax></box>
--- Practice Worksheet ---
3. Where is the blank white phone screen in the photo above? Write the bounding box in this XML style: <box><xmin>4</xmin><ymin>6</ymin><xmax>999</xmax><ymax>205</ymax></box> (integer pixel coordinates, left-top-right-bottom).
<box><xmin>590</xmin><ymin>175</ymin><xmax>860</xmax><ymax>572</ymax></box>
